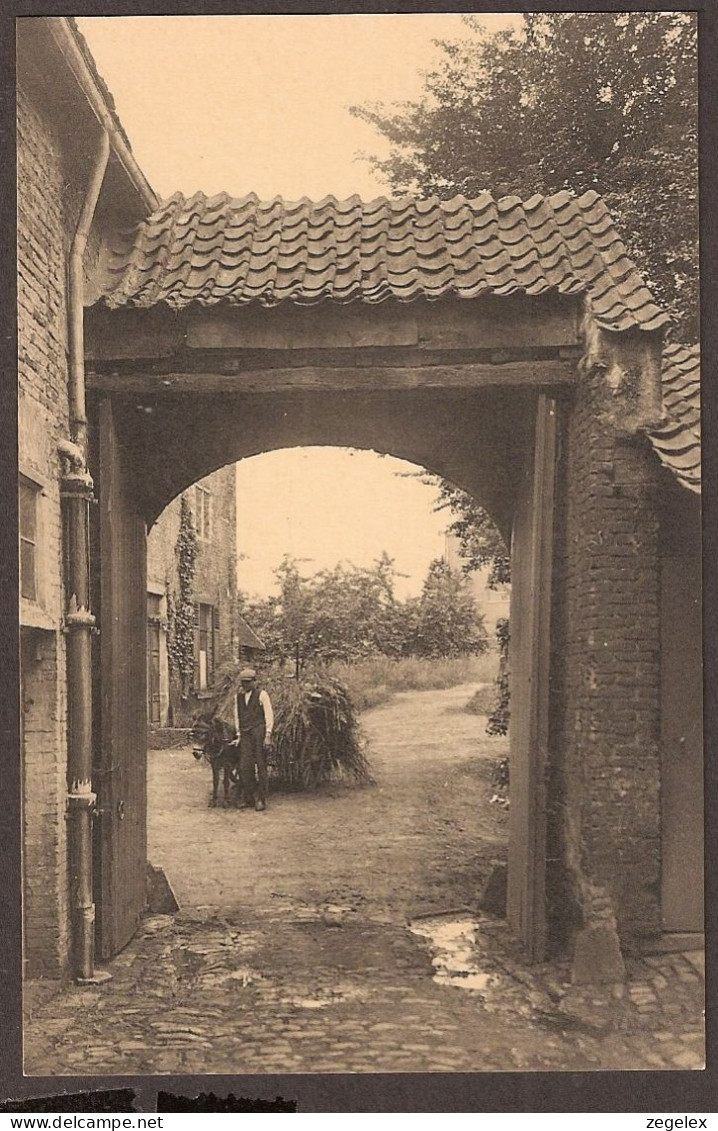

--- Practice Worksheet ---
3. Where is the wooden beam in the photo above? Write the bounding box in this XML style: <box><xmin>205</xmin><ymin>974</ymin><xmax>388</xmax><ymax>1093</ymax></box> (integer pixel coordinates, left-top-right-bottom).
<box><xmin>87</xmin><ymin>359</ymin><xmax>578</xmax><ymax>394</ymax></box>
<box><xmin>184</xmin><ymin>294</ymin><xmax>579</xmax><ymax>351</ymax></box>
<box><xmin>85</xmin><ymin>292</ymin><xmax>580</xmax><ymax>360</ymax></box>
<box><xmin>88</xmin><ymin>343</ymin><xmax>583</xmax><ymax>377</ymax></box>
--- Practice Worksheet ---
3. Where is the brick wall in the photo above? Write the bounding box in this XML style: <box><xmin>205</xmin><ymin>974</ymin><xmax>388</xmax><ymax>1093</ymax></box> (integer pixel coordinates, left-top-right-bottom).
<box><xmin>194</xmin><ymin>465</ymin><xmax>238</xmax><ymax>673</ymax></box>
<box><xmin>147</xmin><ymin>465</ymin><xmax>237</xmax><ymax>725</ymax></box>
<box><xmin>17</xmin><ymin>84</ymin><xmax>72</xmax><ymax>979</ymax></box>
<box><xmin>548</xmin><ymin>356</ymin><xmax>662</xmax><ymax>950</ymax></box>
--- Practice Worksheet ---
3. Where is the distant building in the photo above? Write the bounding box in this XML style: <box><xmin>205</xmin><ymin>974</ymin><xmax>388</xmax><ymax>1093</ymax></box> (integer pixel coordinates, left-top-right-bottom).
<box><xmin>147</xmin><ymin>466</ymin><xmax>263</xmax><ymax>726</ymax></box>
<box><xmin>444</xmin><ymin>532</ymin><xmax>511</xmax><ymax>640</ymax></box>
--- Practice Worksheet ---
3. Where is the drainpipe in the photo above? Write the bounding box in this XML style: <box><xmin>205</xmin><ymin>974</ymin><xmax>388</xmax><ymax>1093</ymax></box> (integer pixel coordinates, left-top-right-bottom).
<box><xmin>69</xmin><ymin>130</ymin><xmax>110</xmax><ymax>456</ymax></box>
<box><xmin>60</xmin><ymin>129</ymin><xmax>110</xmax><ymax>983</ymax></box>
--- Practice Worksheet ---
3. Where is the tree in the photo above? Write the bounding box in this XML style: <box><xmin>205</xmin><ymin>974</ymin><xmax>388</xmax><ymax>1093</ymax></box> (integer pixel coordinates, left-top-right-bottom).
<box><xmin>352</xmin><ymin>12</ymin><xmax>697</xmax><ymax>340</ymax></box>
<box><xmin>434</xmin><ymin>480</ymin><xmax>510</xmax><ymax>588</ymax></box>
<box><xmin>241</xmin><ymin>553</ymin><xmax>408</xmax><ymax>667</ymax></box>
<box><xmin>401</xmin><ymin>468</ymin><xmax>510</xmax><ymax>586</ymax></box>
<box><xmin>240</xmin><ymin>553</ymin><xmax>488</xmax><ymax>665</ymax></box>
<box><xmin>406</xmin><ymin>558</ymin><xmax>489</xmax><ymax>659</ymax></box>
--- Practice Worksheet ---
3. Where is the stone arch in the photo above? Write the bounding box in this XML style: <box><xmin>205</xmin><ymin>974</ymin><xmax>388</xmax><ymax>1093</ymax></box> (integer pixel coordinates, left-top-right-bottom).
<box><xmin>98</xmin><ymin>383</ymin><xmax>537</xmax><ymax>545</ymax></box>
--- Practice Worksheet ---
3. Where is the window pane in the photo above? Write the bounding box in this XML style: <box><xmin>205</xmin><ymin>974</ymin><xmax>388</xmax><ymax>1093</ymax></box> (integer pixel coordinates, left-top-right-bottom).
<box><xmin>194</xmin><ymin>486</ymin><xmax>211</xmax><ymax>538</ymax></box>
<box><xmin>19</xmin><ymin>481</ymin><xmax>37</xmax><ymax>540</ymax></box>
<box><xmin>20</xmin><ymin>539</ymin><xmax>36</xmax><ymax>601</ymax></box>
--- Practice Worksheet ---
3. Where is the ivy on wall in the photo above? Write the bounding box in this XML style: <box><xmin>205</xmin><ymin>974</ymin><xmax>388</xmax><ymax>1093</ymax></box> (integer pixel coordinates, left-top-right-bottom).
<box><xmin>486</xmin><ymin>617</ymin><xmax>510</xmax><ymax>738</ymax></box>
<box><xmin>167</xmin><ymin>494</ymin><xmax>198</xmax><ymax>698</ymax></box>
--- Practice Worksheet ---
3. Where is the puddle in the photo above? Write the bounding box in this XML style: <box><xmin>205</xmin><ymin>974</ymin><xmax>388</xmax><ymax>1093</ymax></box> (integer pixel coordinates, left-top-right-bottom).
<box><xmin>409</xmin><ymin>915</ymin><xmax>500</xmax><ymax>992</ymax></box>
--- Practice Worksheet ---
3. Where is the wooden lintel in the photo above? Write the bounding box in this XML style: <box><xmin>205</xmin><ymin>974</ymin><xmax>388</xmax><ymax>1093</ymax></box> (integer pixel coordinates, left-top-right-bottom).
<box><xmin>87</xmin><ymin>359</ymin><xmax>578</xmax><ymax>394</ymax></box>
<box><xmin>85</xmin><ymin>293</ymin><xmax>581</xmax><ymax>360</ymax></box>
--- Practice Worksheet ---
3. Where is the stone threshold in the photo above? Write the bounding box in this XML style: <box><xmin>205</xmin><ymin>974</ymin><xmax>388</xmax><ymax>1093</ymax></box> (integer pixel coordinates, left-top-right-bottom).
<box><xmin>639</xmin><ymin>932</ymin><xmax>704</xmax><ymax>955</ymax></box>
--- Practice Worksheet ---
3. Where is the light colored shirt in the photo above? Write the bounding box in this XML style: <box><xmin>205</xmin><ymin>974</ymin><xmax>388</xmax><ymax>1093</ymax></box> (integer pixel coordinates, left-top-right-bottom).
<box><xmin>233</xmin><ymin>688</ymin><xmax>274</xmax><ymax>739</ymax></box>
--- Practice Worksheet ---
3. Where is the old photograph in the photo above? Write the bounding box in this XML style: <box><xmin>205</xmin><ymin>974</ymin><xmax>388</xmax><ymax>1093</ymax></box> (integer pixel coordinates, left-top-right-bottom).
<box><xmin>16</xmin><ymin>10</ymin><xmax>703</xmax><ymax>1086</ymax></box>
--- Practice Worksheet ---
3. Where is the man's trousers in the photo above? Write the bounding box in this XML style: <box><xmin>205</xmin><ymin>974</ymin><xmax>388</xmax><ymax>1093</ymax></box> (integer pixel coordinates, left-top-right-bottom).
<box><xmin>239</xmin><ymin>725</ymin><xmax>268</xmax><ymax>805</ymax></box>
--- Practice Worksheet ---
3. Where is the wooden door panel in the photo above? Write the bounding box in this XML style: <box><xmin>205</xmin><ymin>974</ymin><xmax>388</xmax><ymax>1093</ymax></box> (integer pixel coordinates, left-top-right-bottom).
<box><xmin>660</xmin><ymin>547</ymin><xmax>704</xmax><ymax>932</ymax></box>
<box><xmin>148</xmin><ymin>623</ymin><xmax>161</xmax><ymax>723</ymax></box>
<box><xmin>95</xmin><ymin>399</ymin><xmax>148</xmax><ymax>959</ymax></box>
<box><xmin>506</xmin><ymin>394</ymin><xmax>557</xmax><ymax>960</ymax></box>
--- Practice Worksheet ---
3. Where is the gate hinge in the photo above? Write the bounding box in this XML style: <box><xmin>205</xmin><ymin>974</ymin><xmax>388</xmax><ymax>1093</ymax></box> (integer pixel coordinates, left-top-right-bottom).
<box><xmin>94</xmin><ymin>799</ymin><xmax>126</xmax><ymax>820</ymax></box>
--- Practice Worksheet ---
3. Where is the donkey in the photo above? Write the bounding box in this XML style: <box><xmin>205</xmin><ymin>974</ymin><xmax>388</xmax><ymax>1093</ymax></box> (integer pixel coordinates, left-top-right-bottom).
<box><xmin>191</xmin><ymin>712</ymin><xmax>241</xmax><ymax>808</ymax></box>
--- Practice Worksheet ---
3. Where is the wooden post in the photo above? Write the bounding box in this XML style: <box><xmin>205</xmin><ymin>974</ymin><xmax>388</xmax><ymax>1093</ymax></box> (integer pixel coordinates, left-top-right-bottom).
<box><xmin>506</xmin><ymin>393</ymin><xmax>558</xmax><ymax>961</ymax></box>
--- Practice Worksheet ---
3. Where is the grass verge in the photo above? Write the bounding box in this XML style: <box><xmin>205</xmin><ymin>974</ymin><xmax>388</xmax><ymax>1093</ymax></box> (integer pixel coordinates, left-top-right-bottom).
<box><xmin>328</xmin><ymin>653</ymin><xmax>499</xmax><ymax>712</ymax></box>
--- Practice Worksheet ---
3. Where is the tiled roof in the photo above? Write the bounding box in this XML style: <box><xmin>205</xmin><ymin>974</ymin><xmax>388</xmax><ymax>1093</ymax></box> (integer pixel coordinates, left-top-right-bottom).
<box><xmin>97</xmin><ymin>189</ymin><xmax>669</xmax><ymax>333</ymax></box>
<box><xmin>66</xmin><ymin>18</ymin><xmax>134</xmax><ymax>153</ymax></box>
<box><xmin>236</xmin><ymin>615</ymin><xmax>265</xmax><ymax>651</ymax></box>
<box><xmin>649</xmin><ymin>343</ymin><xmax>700</xmax><ymax>493</ymax></box>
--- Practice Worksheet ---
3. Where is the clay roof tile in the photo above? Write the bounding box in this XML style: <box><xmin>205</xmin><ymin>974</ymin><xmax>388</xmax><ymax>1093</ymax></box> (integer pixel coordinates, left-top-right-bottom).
<box><xmin>96</xmin><ymin>189</ymin><xmax>670</xmax><ymax>333</ymax></box>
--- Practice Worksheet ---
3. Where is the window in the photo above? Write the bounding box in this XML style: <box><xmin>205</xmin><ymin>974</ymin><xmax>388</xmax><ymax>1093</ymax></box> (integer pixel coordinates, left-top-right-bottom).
<box><xmin>147</xmin><ymin>593</ymin><xmax>163</xmax><ymax>621</ymax></box>
<box><xmin>147</xmin><ymin>594</ymin><xmax>162</xmax><ymax>724</ymax></box>
<box><xmin>194</xmin><ymin>485</ymin><xmax>212</xmax><ymax>541</ymax></box>
<box><xmin>194</xmin><ymin>602</ymin><xmax>219</xmax><ymax>691</ymax></box>
<box><xmin>19</xmin><ymin>478</ymin><xmax>39</xmax><ymax>602</ymax></box>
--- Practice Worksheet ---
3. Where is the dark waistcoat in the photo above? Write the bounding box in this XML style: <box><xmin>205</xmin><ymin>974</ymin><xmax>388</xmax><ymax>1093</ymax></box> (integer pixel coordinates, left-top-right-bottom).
<box><xmin>237</xmin><ymin>688</ymin><xmax>265</xmax><ymax>731</ymax></box>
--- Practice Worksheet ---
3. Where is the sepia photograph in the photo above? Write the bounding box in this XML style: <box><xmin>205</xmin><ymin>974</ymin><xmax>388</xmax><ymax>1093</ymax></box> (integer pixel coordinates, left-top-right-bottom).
<box><xmin>13</xmin><ymin>4</ymin><xmax>705</xmax><ymax>1101</ymax></box>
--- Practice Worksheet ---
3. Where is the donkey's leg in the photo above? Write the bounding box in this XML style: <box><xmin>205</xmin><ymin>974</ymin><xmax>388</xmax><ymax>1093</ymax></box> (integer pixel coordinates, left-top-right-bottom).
<box><xmin>210</xmin><ymin>761</ymin><xmax>220</xmax><ymax>807</ymax></box>
<box><xmin>222</xmin><ymin>761</ymin><xmax>233</xmax><ymax>807</ymax></box>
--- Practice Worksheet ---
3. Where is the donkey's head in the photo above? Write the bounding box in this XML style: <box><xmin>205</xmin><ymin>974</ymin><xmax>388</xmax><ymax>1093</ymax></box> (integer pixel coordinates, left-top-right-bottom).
<box><xmin>191</xmin><ymin>711</ymin><xmax>235</xmax><ymax>761</ymax></box>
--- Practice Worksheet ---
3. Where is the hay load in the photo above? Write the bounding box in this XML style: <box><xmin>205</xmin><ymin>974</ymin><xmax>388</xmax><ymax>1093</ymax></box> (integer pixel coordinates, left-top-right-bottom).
<box><xmin>201</xmin><ymin>662</ymin><xmax>373</xmax><ymax>791</ymax></box>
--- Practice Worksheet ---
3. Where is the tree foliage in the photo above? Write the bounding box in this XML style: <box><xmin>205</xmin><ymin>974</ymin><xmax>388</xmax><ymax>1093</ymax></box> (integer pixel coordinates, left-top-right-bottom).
<box><xmin>240</xmin><ymin>552</ymin><xmax>488</xmax><ymax>666</ymax></box>
<box><xmin>404</xmin><ymin>557</ymin><xmax>490</xmax><ymax>659</ymax></box>
<box><xmin>352</xmin><ymin>12</ymin><xmax>697</xmax><ymax>339</ymax></box>
<box><xmin>435</xmin><ymin>479</ymin><xmax>510</xmax><ymax>587</ymax></box>
<box><xmin>401</xmin><ymin>469</ymin><xmax>510</xmax><ymax>586</ymax></box>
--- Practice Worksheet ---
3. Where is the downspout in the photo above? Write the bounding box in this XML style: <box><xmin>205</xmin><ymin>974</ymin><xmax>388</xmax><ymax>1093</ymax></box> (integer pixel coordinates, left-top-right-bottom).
<box><xmin>60</xmin><ymin>129</ymin><xmax>110</xmax><ymax>983</ymax></box>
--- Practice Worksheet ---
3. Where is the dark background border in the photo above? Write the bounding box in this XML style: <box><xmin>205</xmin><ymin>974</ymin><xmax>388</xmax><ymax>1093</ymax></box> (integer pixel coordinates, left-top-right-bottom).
<box><xmin>2</xmin><ymin>0</ymin><xmax>716</xmax><ymax>1113</ymax></box>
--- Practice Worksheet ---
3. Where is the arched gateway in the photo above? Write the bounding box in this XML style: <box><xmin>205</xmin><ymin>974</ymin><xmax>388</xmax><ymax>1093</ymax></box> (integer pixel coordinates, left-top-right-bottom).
<box><xmin>78</xmin><ymin>188</ymin><xmax>701</xmax><ymax>977</ymax></box>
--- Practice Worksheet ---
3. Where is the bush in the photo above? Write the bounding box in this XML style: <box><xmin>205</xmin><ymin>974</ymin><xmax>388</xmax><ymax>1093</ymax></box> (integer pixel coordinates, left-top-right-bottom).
<box><xmin>493</xmin><ymin>755</ymin><xmax>510</xmax><ymax>791</ymax></box>
<box><xmin>486</xmin><ymin>618</ymin><xmax>510</xmax><ymax>736</ymax></box>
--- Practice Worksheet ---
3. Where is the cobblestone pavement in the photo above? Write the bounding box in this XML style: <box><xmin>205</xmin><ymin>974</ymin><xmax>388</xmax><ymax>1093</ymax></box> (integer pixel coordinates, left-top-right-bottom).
<box><xmin>23</xmin><ymin>684</ymin><xmax>704</xmax><ymax>1075</ymax></box>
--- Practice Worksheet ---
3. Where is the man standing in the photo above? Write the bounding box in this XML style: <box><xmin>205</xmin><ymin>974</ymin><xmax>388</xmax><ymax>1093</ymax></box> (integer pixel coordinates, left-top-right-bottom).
<box><xmin>233</xmin><ymin>668</ymin><xmax>274</xmax><ymax>811</ymax></box>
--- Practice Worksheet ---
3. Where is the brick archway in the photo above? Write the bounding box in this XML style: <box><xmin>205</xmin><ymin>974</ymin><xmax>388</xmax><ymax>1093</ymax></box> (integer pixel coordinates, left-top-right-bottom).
<box><xmin>84</xmin><ymin>189</ymin><xmax>676</xmax><ymax>971</ymax></box>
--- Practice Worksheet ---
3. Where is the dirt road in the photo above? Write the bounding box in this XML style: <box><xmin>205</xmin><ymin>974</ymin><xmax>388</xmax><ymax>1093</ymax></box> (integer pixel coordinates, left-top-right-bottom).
<box><xmin>23</xmin><ymin>683</ymin><xmax>704</xmax><ymax>1078</ymax></box>
<box><xmin>148</xmin><ymin>681</ymin><xmax>509</xmax><ymax>920</ymax></box>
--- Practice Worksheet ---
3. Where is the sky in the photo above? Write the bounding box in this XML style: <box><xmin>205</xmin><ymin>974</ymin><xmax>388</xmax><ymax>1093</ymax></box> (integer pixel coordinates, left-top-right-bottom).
<box><xmin>235</xmin><ymin>448</ymin><xmax>449</xmax><ymax>601</ymax></box>
<box><xmin>77</xmin><ymin>14</ymin><xmax>520</xmax><ymax>598</ymax></box>
<box><xmin>77</xmin><ymin>14</ymin><xmax>519</xmax><ymax>201</ymax></box>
